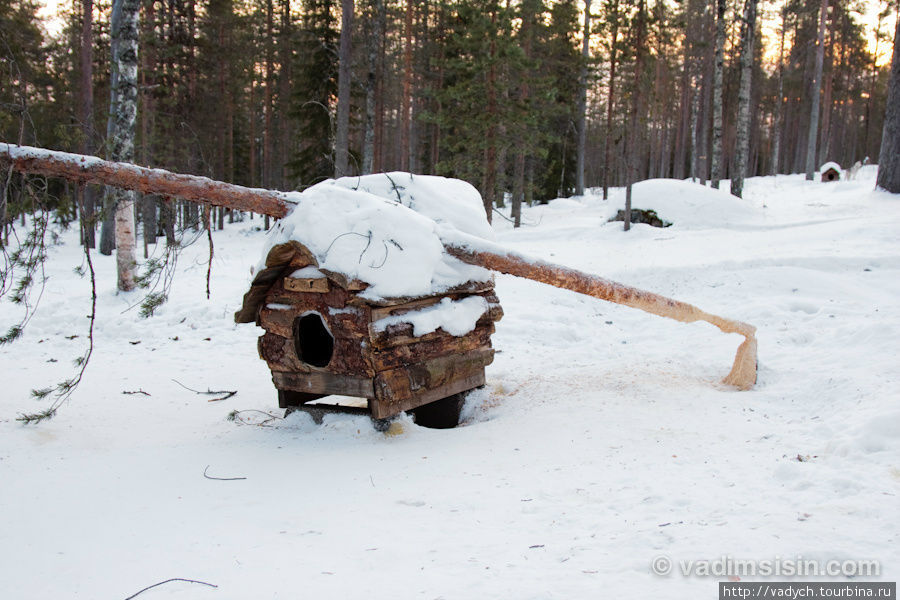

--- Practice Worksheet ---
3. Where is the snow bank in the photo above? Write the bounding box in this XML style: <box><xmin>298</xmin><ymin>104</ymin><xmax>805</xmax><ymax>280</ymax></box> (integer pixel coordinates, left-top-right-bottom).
<box><xmin>609</xmin><ymin>179</ymin><xmax>760</xmax><ymax>229</ymax></box>
<box><xmin>257</xmin><ymin>175</ymin><xmax>493</xmax><ymax>300</ymax></box>
<box><xmin>373</xmin><ymin>296</ymin><xmax>490</xmax><ymax>337</ymax></box>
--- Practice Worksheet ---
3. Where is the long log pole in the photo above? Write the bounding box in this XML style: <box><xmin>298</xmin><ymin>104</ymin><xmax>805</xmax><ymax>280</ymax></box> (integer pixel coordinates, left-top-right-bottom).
<box><xmin>0</xmin><ymin>143</ymin><xmax>291</xmax><ymax>219</ymax></box>
<box><xmin>1</xmin><ymin>143</ymin><xmax>757</xmax><ymax>389</ymax></box>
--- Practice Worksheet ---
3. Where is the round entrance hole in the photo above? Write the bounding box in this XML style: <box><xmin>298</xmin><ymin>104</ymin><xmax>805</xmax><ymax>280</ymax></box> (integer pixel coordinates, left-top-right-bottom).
<box><xmin>293</xmin><ymin>313</ymin><xmax>334</xmax><ymax>368</ymax></box>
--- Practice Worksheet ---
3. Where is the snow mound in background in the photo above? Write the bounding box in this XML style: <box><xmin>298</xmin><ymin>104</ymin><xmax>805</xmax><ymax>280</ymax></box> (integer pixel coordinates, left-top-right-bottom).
<box><xmin>258</xmin><ymin>174</ymin><xmax>492</xmax><ymax>300</ymax></box>
<box><xmin>610</xmin><ymin>178</ymin><xmax>760</xmax><ymax>229</ymax></box>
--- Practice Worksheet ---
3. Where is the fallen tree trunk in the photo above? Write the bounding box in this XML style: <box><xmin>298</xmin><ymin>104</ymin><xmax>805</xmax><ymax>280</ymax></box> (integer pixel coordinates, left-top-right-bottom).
<box><xmin>0</xmin><ymin>143</ymin><xmax>291</xmax><ymax>219</ymax></box>
<box><xmin>1</xmin><ymin>143</ymin><xmax>757</xmax><ymax>389</ymax></box>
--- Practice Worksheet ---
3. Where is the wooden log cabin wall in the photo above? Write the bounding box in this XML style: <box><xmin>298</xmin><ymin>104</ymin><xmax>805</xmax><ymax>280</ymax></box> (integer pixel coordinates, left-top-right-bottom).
<box><xmin>235</xmin><ymin>241</ymin><xmax>503</xmax><ymax>421</ymax></box>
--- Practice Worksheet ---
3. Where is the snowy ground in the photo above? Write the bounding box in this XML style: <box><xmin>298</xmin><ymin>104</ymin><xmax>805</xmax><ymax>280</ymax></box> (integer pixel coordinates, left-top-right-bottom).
<box><xmin>1</xmin><ymin>168</ymin><xmax>898</xmax><ymax>599</ymax></box>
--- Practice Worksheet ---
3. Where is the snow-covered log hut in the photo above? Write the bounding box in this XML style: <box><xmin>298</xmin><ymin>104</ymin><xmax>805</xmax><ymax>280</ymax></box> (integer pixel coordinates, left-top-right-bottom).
<box><xmin>234</xmin><ymin>174</ymin><xmax>503</xmax><ymax>426</ymax></box>
<box><xmin>820</xmin><ymin>162</ymin><xmax>842</xmax><ymax>182</ymax></box>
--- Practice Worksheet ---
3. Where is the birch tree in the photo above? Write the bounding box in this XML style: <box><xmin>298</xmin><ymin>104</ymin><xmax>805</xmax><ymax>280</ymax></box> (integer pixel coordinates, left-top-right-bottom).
<box><xmin>108</xmin><ymin>0</ymin><xmax>139</xmax><ymax>291</ymax></box>
<box><xmin>730</xmin><ymin>0</ymin><xmax>756</xmax><ymax>199</ymax></box>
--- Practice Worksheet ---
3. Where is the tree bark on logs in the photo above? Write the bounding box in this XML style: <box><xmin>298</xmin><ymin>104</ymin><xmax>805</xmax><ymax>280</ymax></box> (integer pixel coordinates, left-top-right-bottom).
<box><xmin>0</xmin><ymin>144</ymin><xmax>758</xmax><ymax>390</ymax></box>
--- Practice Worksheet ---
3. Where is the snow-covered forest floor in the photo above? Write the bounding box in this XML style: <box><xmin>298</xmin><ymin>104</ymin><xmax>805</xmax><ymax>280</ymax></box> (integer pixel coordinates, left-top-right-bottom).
<box><xmin>2</xmin><ymin>167</ymin><xmax>898</xmax><ymax>599</ymax></box>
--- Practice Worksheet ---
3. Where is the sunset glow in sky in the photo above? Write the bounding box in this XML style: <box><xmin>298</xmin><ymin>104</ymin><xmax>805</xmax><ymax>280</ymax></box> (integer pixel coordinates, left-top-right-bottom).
<box><xmin>33</xmin><ymin>0</ymin><xmax>895</xmax><ymax>68</ymax></box>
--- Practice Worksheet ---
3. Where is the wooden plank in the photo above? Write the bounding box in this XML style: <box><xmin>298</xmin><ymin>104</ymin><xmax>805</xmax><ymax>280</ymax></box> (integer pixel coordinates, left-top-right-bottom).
<box><xmin>362</xmin><ymin>279</ymin><xmax>496</xmax><ymax>307</ymax></box>
<box><xmin>284</xmin><ymin>276</ymin><xmax>329</xmax><ymax>293</ymax></box>
<box><xmin>278</xmin><ymin>390</ymin><xmax>325</xmax><ymax>408</ymax></box>
<box><xmin>370</xmin><ymin>325</ymin><xmax>494</xmax><ymax>371</ymax></box>
<box><xmin>370</xmin><ymin>296</ymin><xmax>444</xmax><ymax>322</ymax></box>
<box><xmin>258</xmin><ymin>332</ymin><xmax>312</xmax><ymax>373</ymax></box>
<box><xmin>257</xmin><ymin>305</ymin><xmax>296</xmax><ymax>338</ymax></box>
<box><xmin>319</xmin><ymin>268</ymin><xmax>368</xmax><ymax>291</ymax></box>
<box><xmin>274</xmin><ymin>371</ymin><xmax>375</xmax><ymax>399</ymax></box>
<box><xmin>369</xmin><ymin>317</ymin><xmax>498</xmax><ymax>349</ymax></box>
<box><xmin>370</xmin><ymin>370</ymin><xmax>485</xmax><ymax>419</ymax></box>
<box><xmin>372</xmin><ymin>348</ymin><xmax>494</xmax><ymax>418</ymax></box>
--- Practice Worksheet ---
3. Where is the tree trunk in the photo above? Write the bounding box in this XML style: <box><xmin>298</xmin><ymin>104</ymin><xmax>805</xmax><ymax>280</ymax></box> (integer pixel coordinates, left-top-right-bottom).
<box><xmin>770</xmin><ymin>2</ymin><xmax>786</xmax><ymax>176</ymax></box>
<box><xmin>362</xmin><ymin>0</ymin><xmax>382</xmax><ymax>175</ymax></box>
<box><xmin>0</xmin><ymin>145</ymin><xmax>292</xmax><ymax>218</ymax></box>
<box><xmin>689</xmin><ymin>71</ymin><xmax>699</xmax><ymax>182</ymax></box>
<box><xmin>481</xmin><ymin>3</ymin><xmax>499</xmax><ymax>223</ymax></box>
<box><xmin>109</xmin><ymin>0</ymin><xmax>140</xmax><ymax>291</ymax></box>
<box><xmin>575</xmin><ymin>0</ymin><xmax>591</xmax><ymax>196</ymax></box>
<box><xmin>99</xmin><ymin>0</ymin><xmax>122</xmax><ymax>256</ymax></box>
<box><xmin>79</xmin><ymin>0</ymin><xmax>97</xmax><ymax>248</ymax></box>
<box><xmin>710</xmin><ymin>0</ymin><xmax>725</xmax><ymax>188</ymax></box>
<box><xmin>624</xmin><ymin>0</ymin><xmax>646</xmax><ymax>230</ymax></box>
<box><xmin>602</xmin><ymin>0</ymin><xmax>619</xmax><ymax>200</ymax></box>
<box><xmin>373</xmin><ymin>0</ymin><xmax>387</xmax><ymax>172</ymax></box>
<box><xmin>730</xmin><ymin>0</ymin><xmax>757</xmax><ymax>198</ymax></box>
<box><xmin>400</xmin><ymin>0</ymin><xmax>414</xmax><ymax>172</ymax></box>
<box><xmin>335</xmin><ymin>0</ymin><xmax>353</xmax><ymax>178</ymax></box>
<box><xmin>263</xmin><ymin>0</ymin><xmax>274</xmax><ymax>229</ymax></box>
<box><xmin>877</xmin><ymin>11</ymin><xmax>900</xmax><ymax>193</ymax></box>
<box><xmin>805</xmin><ymin>0</ymin><xmax>828</xmax><ymax>180</ymax></box>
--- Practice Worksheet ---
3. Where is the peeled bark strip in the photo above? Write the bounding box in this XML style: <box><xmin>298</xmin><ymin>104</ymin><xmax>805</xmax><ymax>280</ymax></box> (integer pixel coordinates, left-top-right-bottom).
<box><xmin>0</xmin><ymin>144</ymin><xmax>757</xmax><ymax>389</ymax></box>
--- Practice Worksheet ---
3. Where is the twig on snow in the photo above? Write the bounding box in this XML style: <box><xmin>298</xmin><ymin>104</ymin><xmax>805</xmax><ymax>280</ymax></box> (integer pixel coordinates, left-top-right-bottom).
<box><xmin>171</xmin><ymin>378</ymin><xmax>236</xmax><ymax>402</ymax></box>
<box><xmin>203</xmin><ymin>465</ymin><xmax>247</xmax><ymax>481</ymax></box>
<box><xmin>226</xmin><ymin>409</ymin><xmax>284</xmax><ymax>427</ymax></box>
<box><xmin>122</xmin><ymin>389</ymin><xmax>150</xmax><ymax>396</ymax></box>
<box><xmin>123</xmin><ymin>578</ymin><xmax>217</xmax><ymax>600</ymax></box>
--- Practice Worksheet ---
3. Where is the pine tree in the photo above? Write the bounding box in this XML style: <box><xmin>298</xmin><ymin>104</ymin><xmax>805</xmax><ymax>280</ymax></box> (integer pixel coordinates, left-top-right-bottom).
<box><xmin>289</xmin><ymin>0</ymin><xmax>339</xmax><ymax>187</ymax></box>
<box><xmin>710</xmin><ymin>0</ymin><xmax>725</xmax><ymax>188</ymax></box>
<box><xmin>876</xmin><ymin>10</ymin><xmax>900</xmax><ymax>193</ymax></box>
<box><xmin>805</xmin><ymin>0</ymin><xmax>828</xmax><ymax>180</ymax></box>
<box><xmin>334</xmin><ymin>0</ymin><xmax>353</xmax><ymax>177</ymax></box>
<box><xmin>575</xmin><ymin>0</ymin><xmax>592</xmax><ymax>196</ymax></box>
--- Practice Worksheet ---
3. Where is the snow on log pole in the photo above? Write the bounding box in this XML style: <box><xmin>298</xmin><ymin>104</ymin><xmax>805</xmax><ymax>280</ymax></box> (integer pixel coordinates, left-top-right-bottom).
<box><xmin>1</xmin><ymin>142</ymin><xmax>757</xmax><ymax>390</ymax></box>
<box><xmin>0</xmin><ymin>143</ymin><xmax>293</xmax><ymax>219</ymax></box>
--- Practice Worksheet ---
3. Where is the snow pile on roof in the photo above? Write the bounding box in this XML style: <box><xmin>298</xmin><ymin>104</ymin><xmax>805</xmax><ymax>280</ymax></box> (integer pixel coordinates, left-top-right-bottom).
<box><xmin>820</xmin><ymin>161</ymin><xmax>842</xmax><ymax>174</ymax></box>
<box><xmin>373</xmin><ymin>296</ymin><xmax>490</xmax><ymax>337</ymax></box>
<box><xmin>258</xmin><ymin>174</ymin><xmax>493</xmax><ymax>300</ymax></box>
<box><xmin>324</xmin><ymin>172</ymin><xmax>495</xmax><ymax>241</ymax></box>
<box><xmin>609</xmin><ymin>178</ymin><xmax>761</xmax><ymax>229</ymax></box>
